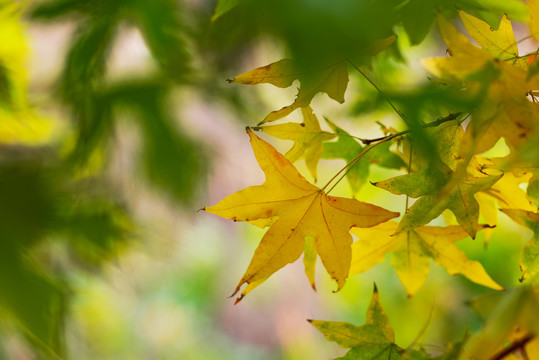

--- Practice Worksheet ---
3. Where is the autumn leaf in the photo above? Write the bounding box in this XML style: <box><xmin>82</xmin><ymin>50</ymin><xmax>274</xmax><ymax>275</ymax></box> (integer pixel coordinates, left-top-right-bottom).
<box><xmin>372</xmin><ymin>121</ymin><xmax>502</xmax><ymax>238</ymax></box>
<box><xmin>204</xmin><ymin>130</ymin><xmax>399</xmax><ymax>302</ymax></box>
<box><xmin>230</xmin><ymin>35</ymin><xmax>396</xmax><ymax>124</ymax></box>
<box><xmin>500</xmin><ymin>209</ymin><xmax>539</xmax><ymax>281</ymax></box>
<box><xmin>321</xmin><ymin>118</ymin><xmax>405</xmax><ymax>194</ymax></box>
<box><xmin>350</xmin><ymin>222</ymin><xmax>502</xmax><ymax>296</ymax></box>
<box><xmin>309</xmin><ymin>285</ymin><xmax>432</xmax><ymax>360</ymax></box>
<box><xmin>229</xmin><ymin>58</ymin><xmax>297</xmax><ymax>88</ymax></box>
<box><xmin>375</xmin><ymin>171</ymin><xmax>501</xmax><ymax>238</ymax></box>
<box><xmin>256</xmin><ymin>106</ymin><xmax>336</xmax><ymax>181</ymax></box>
<box><xmin>232</xmin><ymin>59</ymin><xmax>349</xmax><ymax>124</ymax></box>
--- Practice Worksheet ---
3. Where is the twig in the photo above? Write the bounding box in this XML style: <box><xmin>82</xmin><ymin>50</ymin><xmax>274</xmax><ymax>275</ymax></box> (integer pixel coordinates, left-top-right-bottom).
<box><xmin>489</xmin><ymin>333</ymin><xmax>535</xmax><ymax>360</ymax></box>
<box><xmin>360</xmin><ymin>112</ymin><xmax>462</xmax><ymax>145</ymax></box>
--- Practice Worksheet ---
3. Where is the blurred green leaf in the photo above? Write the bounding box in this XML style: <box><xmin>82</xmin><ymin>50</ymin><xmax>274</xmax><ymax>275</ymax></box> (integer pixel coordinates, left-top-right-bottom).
<box><xmin>212</xmin><ymin>0</ymin><xmax>239</xmax><ymax>21</ymax></box>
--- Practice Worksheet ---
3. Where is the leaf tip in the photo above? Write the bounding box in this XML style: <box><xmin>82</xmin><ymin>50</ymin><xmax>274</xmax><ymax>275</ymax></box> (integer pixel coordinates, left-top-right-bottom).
<box><xmin>373</xmin><ymin>282</ymin><xmax>379</xmax><ymax>294</ymax></box>
<box><xmin>226</xmin><ymin>77</ymin><xmax>235</xmax><ymax>83</ymax></box>
<box><xmin>234</xmin><ymin>294</ymin><xmax>245</xmax><ymax>305</ymax></box>
<box><xmin>197</xmin><ymin>207</ymin><xmax>206</xmax><ymax>213</ymax></box>
<box><xmin>306</xmin><ymin>319</ymin><xmax>313</xmax><ymax>323</ymax></box>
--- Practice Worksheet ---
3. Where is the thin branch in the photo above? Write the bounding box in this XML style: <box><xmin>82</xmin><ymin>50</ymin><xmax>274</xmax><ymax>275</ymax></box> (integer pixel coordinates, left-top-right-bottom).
<box><xmin>489</xmin><ymin>333</ymin><xmax>535</xmax><ymax>360</ymax></box>
<box><xmin>361</xmin><ymin>112</ymin><xmax>462</xmax><ymax>145</ymax></box>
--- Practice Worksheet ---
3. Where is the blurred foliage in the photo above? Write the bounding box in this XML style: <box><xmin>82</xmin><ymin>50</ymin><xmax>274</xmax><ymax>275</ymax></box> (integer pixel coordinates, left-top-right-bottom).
<box><xmin>29</xmin><ymin>0</ymin><xmax>206</xmax><ymax>203</ymax></box>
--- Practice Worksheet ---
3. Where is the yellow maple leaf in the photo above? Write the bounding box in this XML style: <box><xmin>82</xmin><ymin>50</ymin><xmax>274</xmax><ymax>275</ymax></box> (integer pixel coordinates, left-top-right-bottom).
<box><xmin>204</xmin><ymin>130</ymin><xmax>399</xmax><ymax>302</ymax></box>
<box><xmin>257</xmin><ymin>106</ymin><xmax>336</xmax><ymax>181</ymax></box>
<box><xmin>230</xmin><ymin>35</ymin><xmax>396</xmax><ymax>124</ymax></box>
<box><xmin>350</xmin><ymin>221</ymin><xmax>502</xmax><ymax>296</ymax></box>
<box><xmin>233</xmin><ymin>60</ymin><xmax>349</xmax><ymax>124</ymax></box>
<box><xmin>229</xmin><ymin>58</ymin><xmax>297</xmax><ymax>88</ymax></box>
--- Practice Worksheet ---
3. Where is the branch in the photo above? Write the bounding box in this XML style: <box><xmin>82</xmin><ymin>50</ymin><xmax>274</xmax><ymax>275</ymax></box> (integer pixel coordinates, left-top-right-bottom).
<box><xmin>489</xmin><ymin>333</ymin><xmax>535</xmax><ymax>360</ymax></box>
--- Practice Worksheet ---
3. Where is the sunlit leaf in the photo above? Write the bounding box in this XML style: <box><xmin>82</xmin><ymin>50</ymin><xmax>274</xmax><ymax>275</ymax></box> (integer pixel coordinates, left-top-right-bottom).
<box><xmin>310</xmin><ymin>285</ymin><xmax>433</xmax><ymax>359</ymax></box>
<box><xmin>204</xmin><ymin>130</ymin><xmax>398</xmax><ymax>302</ymax></box>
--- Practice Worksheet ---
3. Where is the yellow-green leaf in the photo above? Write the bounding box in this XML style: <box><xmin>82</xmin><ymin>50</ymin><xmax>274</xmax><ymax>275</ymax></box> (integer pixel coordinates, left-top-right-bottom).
<box><xmin>351</xmin><ymin>222</ymin><xmax>502</xmax><ymax>296</ymax></box>
<box><xmin>229</xmin><ymin>59</ymin><xmax>297</xmax><ymax>88</ymax></box>
<box><xmin>458</xmin><ymin>10</ymin><xmax>525</xmax><ymax>67</ymax></box>
<box><xmin>262</xmin><ymin>61</ymin><xmax>349</xmax><ymax>123</ymax></box>
<box><xmin>310</xmin><ymin>286</ymin><xmax>433</xmax><ymax>359</ymax></box>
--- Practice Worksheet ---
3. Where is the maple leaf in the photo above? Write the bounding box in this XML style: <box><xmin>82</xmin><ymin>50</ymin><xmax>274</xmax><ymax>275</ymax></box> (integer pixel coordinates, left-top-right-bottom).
<box><xmin>458</xmin><ymin>9</ymin><xmax>526</xmax><ymax>68</ymax></box>
<box><xmin>229</xmin><ymin>36</ymin><xmax>396</xmax><ymax>124</ymax></box>
<box><xmin>350</xmin><ymin>221</ymin><xmax>502</xmax><ymax>296</ymax></box>
<box><xmin>321</xmin><ymin>118</ymin><xmax>405</xmax><ymax>195</ymax></box>
<box><xmin>309</xmin><ymin>285</ymin><xmax>433</xmax><ymax>360</ymax></box>
<box><xmin>375</xmin><ymin>170</ymin><xmax>501</xmax><ymax>238</ymax></box>
<box><xmin>256</xmin><ymin>106</ymin><xmax>336</xmax><ymax>181</ymax></box>
<box><xmin>232</xmin><ymin>59</ymin><xmax>349</xmax><ymax>124</ymax></box>
<box><xmin>204</xmin><ymin>130</ymin><xmax>399</xmax><ymax>302</ymax></box>
<box><xmin>499</xmin><ymin>209</ymin><xmax>539</xmax><ymax>281</ymax></box>
<box><xmin>372</xmin><ymin>120</ymin><xmax>502</xmax><ymax>238</ymax></box>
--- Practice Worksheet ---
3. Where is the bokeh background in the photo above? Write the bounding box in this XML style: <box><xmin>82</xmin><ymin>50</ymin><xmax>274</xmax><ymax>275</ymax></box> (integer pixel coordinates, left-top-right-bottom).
<box><xmin>0</xmin><ymin>0</ymin><xmax>534</xmax><ymax>359</ymax></box>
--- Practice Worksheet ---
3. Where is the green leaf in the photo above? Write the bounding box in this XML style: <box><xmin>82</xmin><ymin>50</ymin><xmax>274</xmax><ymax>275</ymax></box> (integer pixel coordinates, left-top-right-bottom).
<box><xmin>395</xmin><ymin>173</ymin><xmax>501</xmax><ymax>238</ymax></box>
<box><xmin>321</xmin><ymin>118</ymin><xmax>404</xmax><ymax>194</ymax></box>
<box><xmin>310</xmin><ymin>285</ymin><xmax>433</xmax><ymax>360</ymax></box>
<box><xmin>401</xmin><ymin>0</ymin><xmax>436</xmax><ymax>45</ymax></box>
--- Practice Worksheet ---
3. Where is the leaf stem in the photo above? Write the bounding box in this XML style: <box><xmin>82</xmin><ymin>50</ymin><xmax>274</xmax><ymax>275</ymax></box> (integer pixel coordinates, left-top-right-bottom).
<box><xmin>347</xmin><ymin>60</ymin><xmax>407</xmax><ymax>123</ymax></box>
<box><xmin>320</xmin><ymin>112</ymin><xmax>463</xmax><ymax>194</ymax></box>
<box><xmin>322</xmin><ymin>133</ymin><xmax>399</xmax><ymax>194</ymax></box>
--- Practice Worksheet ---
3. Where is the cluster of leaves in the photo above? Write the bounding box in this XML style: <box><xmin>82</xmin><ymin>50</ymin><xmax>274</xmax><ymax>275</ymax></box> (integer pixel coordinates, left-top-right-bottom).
<box><xmin>206</xmin><ymin>0</ymin><xmax>539</xmax><ymax>358</ymax></box>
